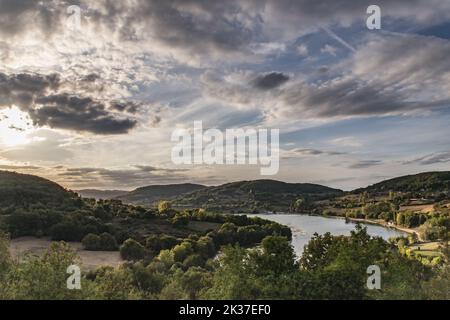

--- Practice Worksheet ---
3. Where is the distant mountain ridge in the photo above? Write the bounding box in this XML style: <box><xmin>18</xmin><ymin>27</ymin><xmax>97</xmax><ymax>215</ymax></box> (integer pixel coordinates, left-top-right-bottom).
<box><xmin>171</xmin><ymin>179</ymin><xmax>343</xmax><ymax>213</ymax></box>
<box><xmin>76</xmin><ymin>189</ymin><xmax>128</xmax><ymax>200</ymax></box>
<box><xmin>2</xmin><ymin>170</ymin><xmax>450</xmax><ymax>213</ymax></box>
<box><xmin>115</xmin><ymin>183</ymin><xmax>207</xmax><ymax>207</ymax></box>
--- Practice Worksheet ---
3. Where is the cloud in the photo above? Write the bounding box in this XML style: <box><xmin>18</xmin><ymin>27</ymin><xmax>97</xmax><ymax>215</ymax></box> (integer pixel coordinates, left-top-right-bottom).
<box><xmin>31</xmin><ymin>93</ymin><xmax>137</xmax><ymax>135</ymax></box>
<box><xmin>296</xmin><ymin>44</ymin><xmax>308</xmax><ymax>57</ymax></box>
<box><xmin>0</xmin><ymin>72</ymin><xmax>140</xmax><ymax>134</ymax></box>
<box><xmin>202</xmin><ymin>32</ymin><xmax>450</xmax><ymax>124</ymax></box>
<box><xmin>282</xmin><ymin>148</ymin><xmax>345</xmax><ymax>159</ymax></box>
<box><xmin>4</xmin><ymin>0</ymin><xmax>450</xmax><ymax>65</ymax></box>
<box><xmin>351</xmin><ymin>33</ymin><xmax>450</xmax><ymax>102</ymax></box>
<box><xmin>348</xmin><ymin>160</ymin><xmax>383</xmax><ymax>169</ymax></box>
<box><xmin>57</xmin><ymin>165</ymin><xmax>189</xmax><ymax>188</ymax></box>
<box><xmin>1</xmin><ymin>138</ymin><xmax>74</xmax><ymax>162</ymax></box>
<box><xmin>320</xmin><ymin>44</ymin><xmax>338</xmax><ymax>56</ymax></box>
<box><xmin>252</xmin><ymin>72</ymin><xmax>290</xmax><ymax>90</ymax></box>
<box><xmin>0</xmin><ymin>164</ymin><xmax>41</xmax><ymax>170</ymax></box>
<box><xmin>403</xmin><ymin>151</ymin><xmax>450</xmax><ymax>165</ymax></box>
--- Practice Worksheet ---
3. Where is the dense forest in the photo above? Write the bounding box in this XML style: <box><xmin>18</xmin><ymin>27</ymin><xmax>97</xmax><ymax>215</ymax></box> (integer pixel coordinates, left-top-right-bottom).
<box><xmin>1</xmin><ymin>225</ymin><xmax>448</xmax><ymax>299</ymax></box>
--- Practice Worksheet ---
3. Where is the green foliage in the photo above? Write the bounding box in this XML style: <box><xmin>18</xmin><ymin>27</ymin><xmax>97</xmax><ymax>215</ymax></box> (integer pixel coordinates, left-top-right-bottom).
<box><xmin>120</xmin><ymin>239</ymin><xmax>145</xmax><ymax>261</ymax></box>
<box><xmin>362</xmin><ymin>202</ymin><xmax>396</xmax><ymax>220</ymax></box>
<box><xmin>355</xmin><ymin>171</ymin><xmax>450</xmax><ymax>195</ymax></box>
<box><xmin>82</xmin><ymin>233</ymin><xmax>118</xmax><ymax>251</ymax></box>
<box><xmin>172</xmin><ymin>241</ymin><xmax>194</xmax><ymax>263</ymax></box>
<box><xmin>146</xmin><ymin>234</ymin><xmax>180</xmax><ymax>254</ymax></box>
<box><xmin>0</xmin><ymin>242</ymin><xmax>98</xmax><ymax>300</ymax></box>
<box><xmin>173</xmin><ymin>179</ymin><xmax>342</xmax><ymax>213</ymax></box>
<box><xmin>171</xmin><ymin>212</ymin><xmax>190</xmax><ymax>226</ymax></box>
<box><xmin>158</xmin><ymin>201</ymin><xmax>172</xmax><ymax>214</ymax></box>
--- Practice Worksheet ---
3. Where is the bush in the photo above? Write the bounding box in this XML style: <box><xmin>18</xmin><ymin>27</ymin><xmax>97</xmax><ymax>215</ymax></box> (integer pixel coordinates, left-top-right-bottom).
<box><xmin>172</xmin><ymin>242</ymin><xmax>193</xmax><ymax>263</ymax></box>
<box><xmin>82</xmin><ymin>233</ymin><xmax>101</xmax><ymax>250</ymax></box>
<box><xmin>99</xmin><ymin>233</ymin><xmax>118</xmax><ymax>251</ymax></box>
<box><xmin>158</xmin><ymin>201</ymin><xmax>171</xmax><ymax>214</ymax></box>
<box><xmin>146</xmin><ymin>234</ymin><xmax>179</xmax><ymax>254</ymax></box>
<box><xmin>120</xmin><ymin>239</ymin><xmax>145</xmax><ymax>261</ymax></box>
<box><xmin>183</xmin><ymin>254</ymin><xmax>205</xmax><ymax>269</ymax></box>
<box><xmin>171</xmin><ymin>214</ymin><xmax>189</xmax><ymax>227</ymax></box>
<box><xmin>49</xmin><ymin>222</ymin><xmax>84</xmax><ymax>241</ymax></box>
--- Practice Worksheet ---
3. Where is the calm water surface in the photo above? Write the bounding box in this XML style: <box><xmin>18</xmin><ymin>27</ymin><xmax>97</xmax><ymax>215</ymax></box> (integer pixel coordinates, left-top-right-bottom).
<box><xmin>249</xmin><ymin>214</ymin><xmax>407</xmax><ymax>257</ymax></box>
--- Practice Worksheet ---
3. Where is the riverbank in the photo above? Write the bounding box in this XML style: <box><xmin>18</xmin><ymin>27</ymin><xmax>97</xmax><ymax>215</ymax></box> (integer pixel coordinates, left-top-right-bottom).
<box><xmin>347</xmin><ymin>217</ymin><xmax>423</xmax><ymax>241</ymax></box>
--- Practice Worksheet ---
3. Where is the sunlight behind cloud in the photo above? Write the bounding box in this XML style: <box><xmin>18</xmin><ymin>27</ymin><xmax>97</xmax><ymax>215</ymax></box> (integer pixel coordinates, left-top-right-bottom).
<box><xmin>0</xmin><ymin>107</ymin><xmax>34</xmax><ymax>147</ymax></box>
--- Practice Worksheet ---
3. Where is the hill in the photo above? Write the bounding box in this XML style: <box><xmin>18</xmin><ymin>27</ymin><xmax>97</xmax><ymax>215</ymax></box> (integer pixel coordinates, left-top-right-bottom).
<box><xmin>0</xmin><ymin>171</ymin><xmax>76</xmax><ymax>210</ymax></box>
<box><xmin>353</xmin><ymin>171</ymin><xmax>450</xmax><ymax>195</ymax></box>
<box><xmin>172</xmin><ymin>179</ymin><xmax>343</xmax><ymax>213</ymax></box>
<box><xmin>76</xmin><ymin>189</ymin><xmax>128</xmax><ymax>200</ymax></box>
<box><xmin>116</xmin><ymin>183</ymin><xmax>206</xmax><ymax>207</ymax></box>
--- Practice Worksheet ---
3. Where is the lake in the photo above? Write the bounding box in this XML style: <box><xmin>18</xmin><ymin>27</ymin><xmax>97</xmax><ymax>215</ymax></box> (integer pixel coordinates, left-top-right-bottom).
<box><xmin>249</xmin><ymin>214</ymin><xmax>407</xmax><ymax>257</ymax></box>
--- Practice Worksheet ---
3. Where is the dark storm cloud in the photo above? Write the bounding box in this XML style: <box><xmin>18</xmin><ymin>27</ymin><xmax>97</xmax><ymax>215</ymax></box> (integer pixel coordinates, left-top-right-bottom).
<box><xmin>110</xmin><ymin>101</ymin><xmax>140</xmax><ymax>114</ymax></box>
<box><xmin>253</xmin><ymin>72</ymin><xmax>289</xmax><ymax>90</ymax></box>
<box><xmin>0</xmin><ymin>72</ymin><xmax>139</xmax><ymax>134</ymax></box>
<box><xmin>348</xmin><ymin>160</ymin><xmax>383</xmax><ymax>169</ymax></box>
<box><xmin>31</xmin><ymin>93</ymin><xmax>137</xmax><ymax>135</ymax></box>
<box><xmin>0</xmin><ymin>72</ymin><xmax>60</xmax><ymax>108</ymax></box>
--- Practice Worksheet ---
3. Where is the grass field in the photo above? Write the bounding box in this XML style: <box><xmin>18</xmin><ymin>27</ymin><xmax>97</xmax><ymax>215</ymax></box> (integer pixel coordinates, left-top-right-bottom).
<box><xmin>10</xmin><ymin>237</ymin><xmax>124</xmax><ymax>271</ymax></box>
<box><xmin>409</xmin><ymin>242</ymin><xmax>444</xmax><ymax>258</ymax></box>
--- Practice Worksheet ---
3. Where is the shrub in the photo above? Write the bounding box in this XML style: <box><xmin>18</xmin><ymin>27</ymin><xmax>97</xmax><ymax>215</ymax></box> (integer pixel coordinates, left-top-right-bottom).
<box><xmin>146</xmin><ymin>234</ymin><xmax>179</xmax><ymax>254</ymax></box>
<box><xmin>49</xmin><ymin>222</ymin><xmax>84</xmax><ymax>241</ymax></box>
<box><xmin>158</xmin><ymin>201</ymin><xmax>171</xmax><ymax>214</ymax></box>
<box><xmin>183</xmin><ymin>254</ymin><xmax>205</xmax><ymax>269</ymax></box>
<box><xmin>82</xmin><ymin>233</ymin><xmax>101</xmax><ymax>250</ymax></box>
<box><xmin>120</xmin><ymin>239</ymin><xmax>145</xmax><ymax>260</ymax></box>
<box><xmin>99</xmin><ymin>233</ymin><xmax>118</xmax><ymax>251</ymax></box>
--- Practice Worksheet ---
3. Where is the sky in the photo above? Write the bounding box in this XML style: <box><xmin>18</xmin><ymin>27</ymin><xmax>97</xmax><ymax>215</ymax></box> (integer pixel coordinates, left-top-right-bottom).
<box><xmin>1</xmin><ymin>0</ymin><xmax>450</xmax><ymax>191</ymax></box>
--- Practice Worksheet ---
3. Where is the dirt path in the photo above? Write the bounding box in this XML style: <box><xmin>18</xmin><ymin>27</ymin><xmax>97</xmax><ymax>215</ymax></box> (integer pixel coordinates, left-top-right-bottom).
<box><xmin>9</xmin><ymin>237</ymin><xmax>124</xmax><ymax>271</ymax></box>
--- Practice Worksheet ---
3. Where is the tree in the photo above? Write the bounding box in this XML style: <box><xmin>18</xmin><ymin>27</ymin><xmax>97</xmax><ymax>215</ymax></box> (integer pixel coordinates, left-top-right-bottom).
<box><xmin>255</xmin><ymin>236</ymin><xmax>296</xmax><ymax>274</ymax></box>
<box><xmin>146</xmin><ymin>234</ymin><xmax>179</xmax><ymax>254</ymax></box>
<box><xmin>82</xmin><ymin>233</ymin><xmax>118</xmax><ymax>251</ymax></box>
<box><xmin>183</xmin><ymin>254</ymin><xmax>205</xmax><ymax>269</ymax></box>
<box><xmin>196</xmin><ymin>236</ymin><xmax>216</xmax><ymax>259</ymax></box>
<box><xmin>120</xmin><ymin>239</ymin><xmax>145</xmax><ymax>261</ymax></box>
<box><xmin>1</xmin><ymin>242</ymin><xmax>97</xmax><ymax>300</ymax></box>
<box><xmin>180</xmin><ymin>267</ymin><xmax>210</xmax><ymax>299</ymax></box>
<box><xmin>99</xmin><ymin>233</ymin><xmax>118</xmax><ymax>251</ymax></box>
<box><xmin>82</xmin><ymin>233</ymin><xmax>101</xmax><ymax>250</ymax></box>
<box><xmin>172</xmin><ymin>242</ymin><xmax>193</xmax><ymax>263</ymax></box>
<box><xmin>158</xmin><ymin>201</ymin><xmax>171</xmax><ymax>214</ymax></box>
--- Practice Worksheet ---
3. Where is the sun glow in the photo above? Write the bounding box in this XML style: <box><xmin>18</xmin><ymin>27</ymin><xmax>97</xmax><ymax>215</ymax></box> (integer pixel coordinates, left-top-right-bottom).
<box><xmin>0</xmin><ymin>107</ymin><xmax>35</xmax><ymax>147</ymax></box>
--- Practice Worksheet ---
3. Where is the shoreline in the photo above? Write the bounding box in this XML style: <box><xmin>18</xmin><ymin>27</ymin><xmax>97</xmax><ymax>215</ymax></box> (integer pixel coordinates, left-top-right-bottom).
<box><xmin>346</xmin><ymin>217</ymin><xmax>423</xmax><ymax>241</ymax></box>
<box><xmin>250</xmin><ymin>212</ymin><xmax>423</xmax><ymax>241</ymax></box>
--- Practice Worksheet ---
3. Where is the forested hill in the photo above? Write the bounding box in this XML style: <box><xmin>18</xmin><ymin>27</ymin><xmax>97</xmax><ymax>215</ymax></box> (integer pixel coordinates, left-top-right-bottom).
<box><xmin>76</xmin><ymin>189</ymin><xmax>128</xmax><ymax>200</ymax></box>
<box><xmin>115</xmin><ymin>183</ymin><xmax>206</xmax><ymax>207</ymax></box>
<box><xmin>353</xmin><ymin>171</ymin><xmax>450</xmax><ymax>194</ymax></box>
<box><xmin>0</xmin><ymin>171</ymin><xmax>76</xmax><ymax>209</ymax></box>
<box><xmin>172</xmin><ymin>179</ymin><xmax>343</xmax><ymax>213</ymax></box>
